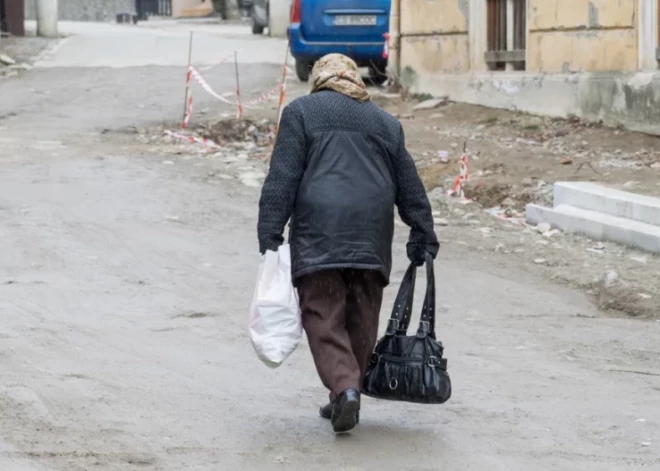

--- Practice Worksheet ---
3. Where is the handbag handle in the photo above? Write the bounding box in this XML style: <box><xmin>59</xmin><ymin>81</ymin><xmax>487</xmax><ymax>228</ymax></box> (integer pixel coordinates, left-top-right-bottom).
<box><xmin>385</xmin><ymin>262</ymin><xmax>417</xmax><ymax>335</ymax></box>
<box><xmin>418</xmin><ymin>252</ymin><xmax>436</xmax><ymax>338</ymax></box>
<box><xmin>399</xmin><ymin>253</ymin><xmax>436</xmax><ymax>337</ymax></box>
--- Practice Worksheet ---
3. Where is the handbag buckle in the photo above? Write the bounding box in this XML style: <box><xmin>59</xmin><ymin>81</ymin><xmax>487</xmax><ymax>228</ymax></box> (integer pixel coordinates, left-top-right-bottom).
<box><xmin>428</xmin><ymin>356</ymin><xmax>439</xmax><ymax>367</ymax></box>
<box><xmin>387</xmin><ymin>318</ymin><xmax>400</xmax><ymax>330</ymax></box>
<box><xmin>389</xmin><ymin>378</ymin><xmax>398</xmax><ymax>390</ymax></box>
<box><xmin>370</xmin><ymin>352</ymin><xmax>380</xmax><ymax>364</ymax></box>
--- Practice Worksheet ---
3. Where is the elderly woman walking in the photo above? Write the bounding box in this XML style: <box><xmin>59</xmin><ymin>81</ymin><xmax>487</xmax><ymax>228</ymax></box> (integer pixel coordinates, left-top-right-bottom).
<box><xmin>257</xmin><ymin>54</ymin><xmax>438</xmax><ymax>433</ymax></box>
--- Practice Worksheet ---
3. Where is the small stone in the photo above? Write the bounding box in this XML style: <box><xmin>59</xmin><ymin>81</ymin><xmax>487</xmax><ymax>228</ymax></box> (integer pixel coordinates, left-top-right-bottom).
<box><xmin>534</xmin><ymin>258</ymin><xmax>547</xmax><ymax>264</ymax></box>
<box><xmin>630</xmin><ymin>255</ymin><xmax>648</xmax><ymax>264</ymax></box>
<box><xmin>641</xmin><ymin>442</ymin><xmax>651</xmax><ymax>447</ymax></box>
<box><xmin>434</xmin><ymin>218</ymin><xmax>449</xmax><ymax>226</ymax></box>
<box><xmin>432</xmin><ymin>210</ymin><xmax>442</xmax><ymax>217</ymax></box>
<box><xmin>536</xmin><ymin>223</ymin><xmax>552</xmax><ymax>234</ymax></box>
<box><xmin>521</xmin><ymin>177</ymin><xmax>534</xmax><ymax>187</ymax></box>
<box><xmin>430</xmin><ymin>113</ymin><xmax>445</xmax><ymax>119</ymax></box>
<box><xmin>0</xmin><ymin>54</ymin><xmax>16</xmax><ymax>65</ymax></box>
<box><xmin>639</xmin><ymin>293</ymin><xmax>652</xmax><ymax>299</ymax></box>
<box><xmin>603</xmin><ymin>270</ymin><xmax>619</xmax><ymax>287</ymax></box>
<box><xmin>560</xmin><ymin>157</ymin><xmax>573</xmax><ymax>165</ymax></box>
<box><xmin>451</xmin><ymin>142</ymin><xmax>459</xmax><ymax>149</ymax></box>
<box><xmin>651</xmin><ymin>162</ymin><xmax>660</xmax><ymax>169</ymax></box>
<box><xmin>162</xmin><ymin>160</ymin><xmax>175</xmax><ymax>165</ymax></box>
<box><xmin>544</xmin><ymin>229</ymin><xmax>561</xmax><ymax>238</ymax></box>
<box><xmin>239</xmin><ymin>171</ymin><xmax>266</xmax><ymax>180</ymax></box>
<box><xmin>413</xmin><ymin>98</ymin><xmax>448</xmax><ymax>111</ymax></box>
<box><xmin>623</xmin><ymin>181</ymin><xmax>640</xmax><ymax>189</ymax></box>
<box><xmin>240</xmin><ymin>179</ymin><xmax>261</xmax><ymax>188</ymax></box>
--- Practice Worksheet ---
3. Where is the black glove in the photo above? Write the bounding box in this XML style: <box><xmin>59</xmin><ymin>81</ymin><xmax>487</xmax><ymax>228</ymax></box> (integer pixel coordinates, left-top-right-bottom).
<box><xmin>259</xmin><ymin>234</ymin><xmax>284</xmax><ymax>255</ymax></box>
<box><xmin>407</xmin><ymin>242</ymin><xmax>439</xmax><ymax>266</ymax></box>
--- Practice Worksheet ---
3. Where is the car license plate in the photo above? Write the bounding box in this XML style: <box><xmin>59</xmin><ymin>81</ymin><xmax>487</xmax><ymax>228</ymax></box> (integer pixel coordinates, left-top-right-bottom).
<box><xmin>333</xmin><ymin>15</ymin><xmax>377</xmax><ymax>27</ymax></box>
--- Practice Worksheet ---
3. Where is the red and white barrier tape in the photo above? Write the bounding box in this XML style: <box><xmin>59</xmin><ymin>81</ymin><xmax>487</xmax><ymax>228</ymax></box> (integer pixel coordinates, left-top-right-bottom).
<box><xmin>243</xmin><ymin>83</ymin><xmax>283</xmax><ymax>108</ymax></box>
<box><xmin>189</xmin><ymin>66</ymin><xmax>285</xmax><ymax>108</ymax></box>
<box><xmin>382</xmin><ymin>33</ymin><xmax>390</xmax><ymax>59</ymax></box>
<box><xmin>198</xmin><ymin>52</ymin><xmax>234</xmax><ymax>72</ymax></box>
<box><xmin>189</xmin><ymin>66</ymin><xmax>236</xmax><ymax>104</ymax></box>
<box><xmin>447</xmin><ymin>153</ymin><xmax>470</xmax><ymax>198</ymax></box>
<box><xmin>164</xmin><ymin>130</ymin><xmax>221</xmax><ymax>149</ymax></box>
<box><xmin>182</xmin><ymin>50</ymin><xmax>291</xmax><ymax>127</ymax></box>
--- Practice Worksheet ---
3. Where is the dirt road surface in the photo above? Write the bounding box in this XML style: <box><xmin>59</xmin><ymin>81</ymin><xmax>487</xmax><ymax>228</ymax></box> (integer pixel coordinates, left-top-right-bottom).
<box><xmin>1</xmin><ymin>21</ymin><xmax>659</xmax><ymax>471</ymax></box>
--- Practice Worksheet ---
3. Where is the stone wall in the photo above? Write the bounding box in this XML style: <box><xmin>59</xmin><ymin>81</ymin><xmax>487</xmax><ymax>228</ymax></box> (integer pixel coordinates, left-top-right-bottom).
<box><xmin>25</xmin><ymin>0</ymin><xmax>135</xmax><ymax>22</ymax></box>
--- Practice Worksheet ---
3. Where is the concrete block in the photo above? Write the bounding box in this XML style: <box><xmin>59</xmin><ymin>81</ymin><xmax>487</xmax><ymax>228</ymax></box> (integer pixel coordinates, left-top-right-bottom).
<box><xmin>554</xmin><ymin>182</ymin><xmax>660</xmax><ymax>227</ymax></box>
<box><xmin>525</xmin><ymin>204</ymin><xmax>660</xmax><ymax>253</ymax></box>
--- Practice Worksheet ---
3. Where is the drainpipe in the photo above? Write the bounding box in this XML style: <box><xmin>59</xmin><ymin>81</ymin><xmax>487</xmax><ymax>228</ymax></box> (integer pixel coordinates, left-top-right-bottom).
<box><xmin>36</xmin><ymin>0</ymin><xmax>58</xmax><ymax>38</ymax></box>
<box><xmin>396</xmin><ymin>0</ymin><xmax>401</xmax><ymax>77</ymax></box>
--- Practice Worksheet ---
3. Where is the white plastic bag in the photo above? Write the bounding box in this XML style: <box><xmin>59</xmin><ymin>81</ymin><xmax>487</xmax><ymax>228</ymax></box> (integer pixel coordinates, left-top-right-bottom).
<box><xmin>249</xmin><ymin>244</ymin><xmax>302</xmax><ymax>368</ymax></box>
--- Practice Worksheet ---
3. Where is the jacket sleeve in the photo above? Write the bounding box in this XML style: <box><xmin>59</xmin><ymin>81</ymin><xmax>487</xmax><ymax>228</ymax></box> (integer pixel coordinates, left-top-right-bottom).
<box><xmin>257</xmin><ymin>104</ymin><xmax>307</xmax><ymax>254</ymax></box>
<box><xmin>392</xmin><ymin>123</ymin><xmax>439</xmax><ymax>262</ymax></box>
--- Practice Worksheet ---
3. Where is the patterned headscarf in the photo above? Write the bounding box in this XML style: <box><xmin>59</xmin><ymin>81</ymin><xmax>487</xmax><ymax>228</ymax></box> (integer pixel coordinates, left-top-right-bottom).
<box><xmin>310</xmin><ymin>54</ymin><xmax>370</xmax><ymax>102</ymax></box>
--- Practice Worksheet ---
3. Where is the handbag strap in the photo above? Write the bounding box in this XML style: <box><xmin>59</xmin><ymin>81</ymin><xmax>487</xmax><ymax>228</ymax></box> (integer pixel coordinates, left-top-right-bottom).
<box><xmin>418</xmin><ymin>252</ymin><xmax>436</xmax><ymax>337</ymax></box>
<box><xmin>400</xmin><ymin>253</ymin><xmax>436</xmax><ymax>336</ymax></box>
<box><xmin>385</xmin><ymin>262</ymin><xmax>417</xmax><ymax>336</ymax></box>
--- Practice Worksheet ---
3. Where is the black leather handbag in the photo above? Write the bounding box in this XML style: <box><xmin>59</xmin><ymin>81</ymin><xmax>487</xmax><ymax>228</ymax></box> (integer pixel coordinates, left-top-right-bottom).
<box><xmin>362</xmin><ymin>253</ymin><xmax>451</xmax><ymax>404</ymax></box>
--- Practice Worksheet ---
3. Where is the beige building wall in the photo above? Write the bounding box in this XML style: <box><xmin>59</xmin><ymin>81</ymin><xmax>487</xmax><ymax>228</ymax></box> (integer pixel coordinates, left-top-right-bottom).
<box><xmin>528</xmin><ymin>0</ymin><xmax>639</xmax><ymax>72</ymax></box>
<box><xmin>173</xmin><ymin>0</ymin><xmax>214</xmax><ymax>18</ymax></box>
<box><xmin>397</xmin><ymin>0</ymin><xmax>470</xmax><ymax>77</ymax></box>
<box><xmin>393</xmin><ymin>0</ymin><xmax>643</xmax><ymax>75</ymax></box>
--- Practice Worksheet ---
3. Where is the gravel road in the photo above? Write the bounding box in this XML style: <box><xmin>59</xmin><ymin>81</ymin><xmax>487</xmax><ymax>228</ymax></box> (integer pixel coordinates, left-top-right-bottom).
<box><xmin>1</xmin><ymin>21</ymin><xmax>659</xmax><ymax>471</ymax></box>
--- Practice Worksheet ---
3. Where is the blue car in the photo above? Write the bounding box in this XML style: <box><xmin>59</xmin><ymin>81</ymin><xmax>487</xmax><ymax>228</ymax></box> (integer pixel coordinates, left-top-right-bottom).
<box><xmin>288</xmin><ymin>0</ymin><xmax>391</xmax><ymax>83</ymax></box>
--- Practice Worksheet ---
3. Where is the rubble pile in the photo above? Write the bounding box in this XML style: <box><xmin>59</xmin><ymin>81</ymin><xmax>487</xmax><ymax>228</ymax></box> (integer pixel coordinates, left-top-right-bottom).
<box><xmin>194</xmin><ymin>118</ymin><xmax>276</xmax><ymax>147</ymax></box>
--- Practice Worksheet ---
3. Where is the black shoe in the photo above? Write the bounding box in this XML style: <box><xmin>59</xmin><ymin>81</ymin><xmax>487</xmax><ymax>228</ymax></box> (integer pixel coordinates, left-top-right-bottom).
<box><xmin>320</xmin><ymin>402</ymin><xmax>359</xmax><ymax>423</ymax></box>
<box><xmin>331</xmin><ymin>389</ymin><xmax>360</xmax><ymax>434</ymax></box>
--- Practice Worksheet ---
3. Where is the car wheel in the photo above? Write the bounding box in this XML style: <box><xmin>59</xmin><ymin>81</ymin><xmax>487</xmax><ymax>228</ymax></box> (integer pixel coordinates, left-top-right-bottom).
<box><xmin>368</xmin><ymin>62</ymin><xmax>388</xmax><ymax>85</ymax></box>
<box><xmin>252</xmin><ymin>21</ymin><xmax>265</xmax><ymax>35</ymax></box>
<box><xmin>295</xmin><ymin>59</ymin><xmax>312</xmax><ymax>82</ymax></box>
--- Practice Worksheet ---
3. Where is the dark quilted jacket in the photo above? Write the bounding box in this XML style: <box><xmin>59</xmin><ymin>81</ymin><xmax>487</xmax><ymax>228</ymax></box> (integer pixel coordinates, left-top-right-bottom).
<box><xmin>257</xmin><ymin>90</ymin><xmax>438</xmax><ymax>284</ymax></box>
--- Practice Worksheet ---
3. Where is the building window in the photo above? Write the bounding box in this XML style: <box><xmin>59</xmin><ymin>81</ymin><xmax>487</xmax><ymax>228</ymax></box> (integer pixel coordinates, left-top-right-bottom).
<box><xmin>485</xmin><ymin>0</ymin><xmax>526</xmax><ymax>71</ymax></box>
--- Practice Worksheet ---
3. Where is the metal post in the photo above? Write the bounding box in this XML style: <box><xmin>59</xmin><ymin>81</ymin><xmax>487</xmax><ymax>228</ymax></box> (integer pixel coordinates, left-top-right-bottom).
<box><xmin>182</xmin><ymin>31</ymin><xmax>194</xmax><ymax>122</ymax></box>
<box><xmin>234</xmin><ymin>50</ymin><xmax>243</xmax><ymax>119</ymax></box>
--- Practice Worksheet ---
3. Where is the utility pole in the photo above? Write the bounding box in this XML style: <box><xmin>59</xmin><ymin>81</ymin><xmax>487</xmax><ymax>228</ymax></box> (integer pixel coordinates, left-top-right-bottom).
<box><xmin>36</xmin><ymin>0</ymin><xmax>58</xmax><ymax>38</ymax></box>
